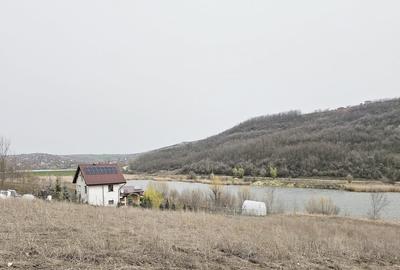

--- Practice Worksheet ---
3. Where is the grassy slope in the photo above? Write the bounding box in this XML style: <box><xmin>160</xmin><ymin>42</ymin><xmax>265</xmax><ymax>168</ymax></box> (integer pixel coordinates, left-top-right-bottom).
<box><xmin>1</xmin><ymin>200</ymin><xmax>400</xmax><ymax>269</ymax></box>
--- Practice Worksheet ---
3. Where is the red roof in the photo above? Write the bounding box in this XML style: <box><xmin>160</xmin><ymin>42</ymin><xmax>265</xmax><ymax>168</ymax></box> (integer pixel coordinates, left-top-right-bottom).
<box><xmin>72</xmin><ymin>164</ymin><xmax>126</xmax><ymax>186</ymax></box>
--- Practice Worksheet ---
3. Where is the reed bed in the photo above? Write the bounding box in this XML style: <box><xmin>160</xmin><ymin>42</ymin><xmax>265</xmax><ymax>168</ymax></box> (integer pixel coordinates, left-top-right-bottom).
<box><xmin>343</xmin><ymin>183</ymin><xmax>400</xmax><ymax>192</ymax></box>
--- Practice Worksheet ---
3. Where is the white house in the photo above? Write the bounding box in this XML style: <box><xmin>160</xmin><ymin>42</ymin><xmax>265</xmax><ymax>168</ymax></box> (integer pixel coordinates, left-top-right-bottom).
<box><xmin>72</xmin><ymin>164</ymin><xmax>126</xmax><ymax>207</ymax></box>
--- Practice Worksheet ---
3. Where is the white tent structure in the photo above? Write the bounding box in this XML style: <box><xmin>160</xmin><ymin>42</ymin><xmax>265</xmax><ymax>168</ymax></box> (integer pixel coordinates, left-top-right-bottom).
<box><xmin>21</xmin><ymin>194</ymin><xmax>35</xmax><ymax>200</ymax></box>
<box><xmin>242</xmin><ymin>200</ymin><xmax>267</xmax><ymax>216</ymax></box>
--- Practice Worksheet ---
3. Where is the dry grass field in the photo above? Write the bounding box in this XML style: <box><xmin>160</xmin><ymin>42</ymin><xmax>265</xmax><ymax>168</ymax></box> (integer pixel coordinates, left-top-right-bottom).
<box><xmin>1</xmin><ymin>200</ymin><xmax>400</xmax><ymax>270</ymax></box>
<box><xmin>343</xmin><ymin>183</ymin><xmax>400</xmax><ymax>193</ymax></box>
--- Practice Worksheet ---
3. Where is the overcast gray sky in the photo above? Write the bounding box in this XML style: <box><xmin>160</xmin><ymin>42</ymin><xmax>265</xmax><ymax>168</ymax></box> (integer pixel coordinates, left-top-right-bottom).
<box><xmin>1</xmin><ymin>1</ymin><xmax>399</xmax><ymax>154</ymax></box>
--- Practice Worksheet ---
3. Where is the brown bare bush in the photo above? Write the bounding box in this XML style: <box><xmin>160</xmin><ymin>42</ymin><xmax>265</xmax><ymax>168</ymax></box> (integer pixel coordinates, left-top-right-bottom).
<box><xmin>0</xmin><ymin>136</ymin><xmax>11</xmax><ymax>188</ymax></box>
<box><xmin>305</xmin><ymin>196</ymin><xmax>340</xmax><ymax>215</ymax></box>
<box><xmin>237</xmin><ymin>186</ymin><xmax>251</xmax><ymax>208</ymax></box>
<box><xmin>179</xmin><ymin>188</ymin><xmax>207</xmax><ymax>211</ymax></box>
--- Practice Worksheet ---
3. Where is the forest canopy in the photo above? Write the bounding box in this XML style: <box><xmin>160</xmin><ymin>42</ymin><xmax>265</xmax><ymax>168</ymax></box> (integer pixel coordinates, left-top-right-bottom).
<box><xmin>130</xmin><ymin>99</ymin><xmax>400</xmax><ymax>181</ymax></box>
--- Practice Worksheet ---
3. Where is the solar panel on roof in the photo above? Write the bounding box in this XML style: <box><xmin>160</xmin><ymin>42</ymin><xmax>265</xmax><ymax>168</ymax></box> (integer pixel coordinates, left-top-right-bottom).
<box><xmin>83</xmin><ymin>166</ymin><xmax>119</xmax><ymax>175</ymax></box>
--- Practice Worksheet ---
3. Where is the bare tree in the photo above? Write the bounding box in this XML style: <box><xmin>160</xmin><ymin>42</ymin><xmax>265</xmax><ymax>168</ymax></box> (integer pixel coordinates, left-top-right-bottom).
<box><xmin>168</xmin><ymin>188</ymin><xmax>180</xmax><ymax>208</ymax></box>
<box><xmin>179</xmin><ymin>189</ymin><xmax>206</xmax><ymax>211</ymax></box>
<box><xmin>0</xmin><ymin>137</ymin><xmax>11</xmax><ymax>187</ymax></box>
<box><xmin>153</xmin><ymin>182</ymin><xmax>169</xmax><ymax>198</ymax></box>
<box><xmin>264</xmin><ymin>188</ymin><xmax>275</xmax><ymax>214</ymax></box>
<box><xmin>190</xmin><ymin>189</ymin><xmax>205</xmax><ymax>211</ymax></box>
<box><xmin>220</xmin><ymin>192</ymin><xmax>237</xmax><ymax>209</ymax></box>
<box><xmin>368</xmin><ymin>193</ymin><xmax>389</xmax><ymax>220</ymax></box>
<box><xmin>209</xmin><ymin>177</ymin><xmax>224</xmax><ymax>208</ymax></box>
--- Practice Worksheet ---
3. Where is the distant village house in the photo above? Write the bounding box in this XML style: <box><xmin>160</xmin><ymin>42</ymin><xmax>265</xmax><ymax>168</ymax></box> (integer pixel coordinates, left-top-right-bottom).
<box><xmin>73</xmin><ymin>164</ymin><xmax>126</xmax><ymax>207</ymax></box>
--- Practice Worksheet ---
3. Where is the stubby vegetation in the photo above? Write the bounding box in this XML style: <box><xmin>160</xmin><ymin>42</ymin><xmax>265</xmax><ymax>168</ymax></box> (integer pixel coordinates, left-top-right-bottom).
<box><xmin>130</xmin><ymin>98</ymin><xmax>400</xmax><ymax>181</ymax></box>
<box><xmin>1</xmin><ymin>200</ymin><xmax>399</xmax><ymax>269</ymax></box>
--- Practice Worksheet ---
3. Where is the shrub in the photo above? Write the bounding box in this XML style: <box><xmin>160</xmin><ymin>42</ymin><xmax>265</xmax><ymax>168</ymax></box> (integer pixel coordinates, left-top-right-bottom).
<box><xmin>55</xmin><ymin>177</ymin><xmax>62</xmax><ymax>200</ymax></box>
<box><xmin>188</xmin><ymin>171</ymin><xmax>197</xmax><ymax>180</ymax></box>
<box><xmin>232</xmin><ymin>167</ymin><xmax>245</xmax><ymax>178</ymax></box>
<box><xmin>346</xmin><ymin>174</ymin><xmax>354</xmax><ymax>183</ymax></box>
<box><xmin>232</xmin><ymin>167</ymin><xmax>238</xmax><ymax>177</ymax></box>
<box><xmin>305</xmin><ymin>197</ymin><xmax>340</xmax><ymax>215</ymax></box>
<box><xmin>237</xmin><ymin>168</ymin><xmax>245</xmax><ymax>179</ymax></box>
<box><xmin>269</xmin><ymin>166</ymin><xmax>278</xmax><ymax>179</ymax></box>
<box><xmin>209</xmin><ymin>172</ymin><xmax>215</xmax><ymax>180</ymax></box>
<box><xmin>259</xmin><ymin>168</ymin><xmax>267</xmax><ymax>177</ymax></box>
<box><xmin>179</xmin><ymin>189</ymin><xmax>206</xmax><ymax>211</ymax></box>
<box><xmin>142</xmin><ymin>185</ymin><xmax>163</xmax><ymax>209</ymax></box>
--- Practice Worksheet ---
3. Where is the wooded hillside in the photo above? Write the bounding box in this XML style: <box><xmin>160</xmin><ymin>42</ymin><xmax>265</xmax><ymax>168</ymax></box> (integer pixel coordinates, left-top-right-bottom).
<box><xmin>130</xmin><ymin>99</ymin><xmax>400</xmax><ymax>181</ymax></box>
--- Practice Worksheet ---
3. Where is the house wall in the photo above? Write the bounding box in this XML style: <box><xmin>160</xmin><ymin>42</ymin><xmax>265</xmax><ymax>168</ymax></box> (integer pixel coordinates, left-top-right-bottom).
<box><xmin>75</xmin><ymin>173</ymin><xmax>88</xmax><ymax>203</ymax></box>
<box><xmin>87</xmin><ymin>183</ymin><xmax>125</xmax><ymax>207</ymax></box>
<box><xmin>75</xmin><ymin>171</ymin><xmax>124</xmax><ymax>206</ymax></box>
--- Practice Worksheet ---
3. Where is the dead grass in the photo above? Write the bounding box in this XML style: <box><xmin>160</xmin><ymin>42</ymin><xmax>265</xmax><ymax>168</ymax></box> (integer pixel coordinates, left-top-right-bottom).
<box><xmin>343</xmin><ymin>183</ymin><xmax>400</xmax><ymax>192</ymax></box>
<box><xmin>1</xmin><ymin>200</ymin><xmax>400</xmax><ymax>269</ymax></box>
<box><xmin>305</xmin><ymin>197</ymin><xmax>340</xmax><ymax>216</ymax></box>
<box><xmin>1</xmin><ymin>177</ymin><xmax>45</xmax><ymax>195</ymax></box>
<box><xmin>2</xmin><ymin>176</ymin><xmax>75</xmax><ymax>196</ymax></box>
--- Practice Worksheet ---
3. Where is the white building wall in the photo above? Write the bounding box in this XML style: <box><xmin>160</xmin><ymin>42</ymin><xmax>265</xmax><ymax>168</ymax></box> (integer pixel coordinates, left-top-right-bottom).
<box><xmin>75</xmin><ymin>173</ymin><xmax>88</xmax><ymax>203</ymax></box>
<box><xmin>87</xmin><ymin>183</ymin><xmax>124</xmax><ymax>207</ymax></box>
<box><xmin>75</xmin><ymin>171</ymin><xmax>124</xmax><ymax>206</ymax></box>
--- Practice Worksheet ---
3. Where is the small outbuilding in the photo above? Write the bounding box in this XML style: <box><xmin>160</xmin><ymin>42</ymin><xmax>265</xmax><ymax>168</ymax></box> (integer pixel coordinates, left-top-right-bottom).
<box><xmin>73</xmin><ymin>164</ymin><xmax>126</xmax><ymax>207</ymax></box>
<box><xmin>120</xmin><ymin>186</ymin><xmax>144</xmax><ymax>206</ymax></box>
<box><xmin>242</xmin><ymin>200</ymin><xmax>267</xmax><ymax>216</ymax></box>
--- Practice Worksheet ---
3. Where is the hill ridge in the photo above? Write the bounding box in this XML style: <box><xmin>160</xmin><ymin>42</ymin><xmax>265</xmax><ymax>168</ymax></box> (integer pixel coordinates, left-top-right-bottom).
<box><xmin>130</xmin><ymin>98</ymin><xmax>400</xmax><ymax>181</ymax></box>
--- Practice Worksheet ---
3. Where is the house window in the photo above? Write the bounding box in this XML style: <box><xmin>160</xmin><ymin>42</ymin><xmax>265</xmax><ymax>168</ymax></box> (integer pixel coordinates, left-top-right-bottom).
<box><xmin>108</xmin><ymin>200</ymin><xmax>114</xmax><ymax>205</ymax></box>
<box><xmin>84</xmin><ymin>186</ymin><xmax>87</xmax><ymax>194</ymax></box>
<box><xmin>108</xmin><ymin>184</ymin><xmax>114</xmax><ymax>192</ymax></box>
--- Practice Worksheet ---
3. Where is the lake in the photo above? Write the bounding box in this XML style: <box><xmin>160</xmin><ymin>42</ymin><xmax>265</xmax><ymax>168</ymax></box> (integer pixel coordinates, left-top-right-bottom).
<box><xmin>127</xmin><ymin>180</ymin><xmax>400</xmax><ymax>220</ymax></box>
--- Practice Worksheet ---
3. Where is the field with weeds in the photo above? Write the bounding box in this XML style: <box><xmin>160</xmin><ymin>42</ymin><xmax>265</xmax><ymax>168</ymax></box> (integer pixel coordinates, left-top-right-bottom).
<box><xmin>1</xmin><ymin>176</ymin><xmax>75</xmax><ymax>196</ymax></box>
<box><xmin>30</xmin><ymin>170</ymin><xmax>75</xmax><ymax>177</ymax></box>
<box><xmin>1</xmin><ymin>200</ymin><xmax>400</xmax><ymax>269</ymax></box>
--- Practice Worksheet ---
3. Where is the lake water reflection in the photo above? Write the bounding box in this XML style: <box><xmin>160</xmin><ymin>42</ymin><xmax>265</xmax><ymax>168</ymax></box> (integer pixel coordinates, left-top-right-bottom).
<box><xmin>127</xmin><ymin>180</ymin><xmax>400</xmax><ymax>220</ymax></box>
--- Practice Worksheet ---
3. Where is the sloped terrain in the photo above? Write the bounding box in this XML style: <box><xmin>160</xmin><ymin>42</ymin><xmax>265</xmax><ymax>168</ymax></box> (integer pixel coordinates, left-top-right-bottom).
<box><xmin>130</xmin><ymin>98</ymin><xmax>400</xmax><ymax>180</ymax></box>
